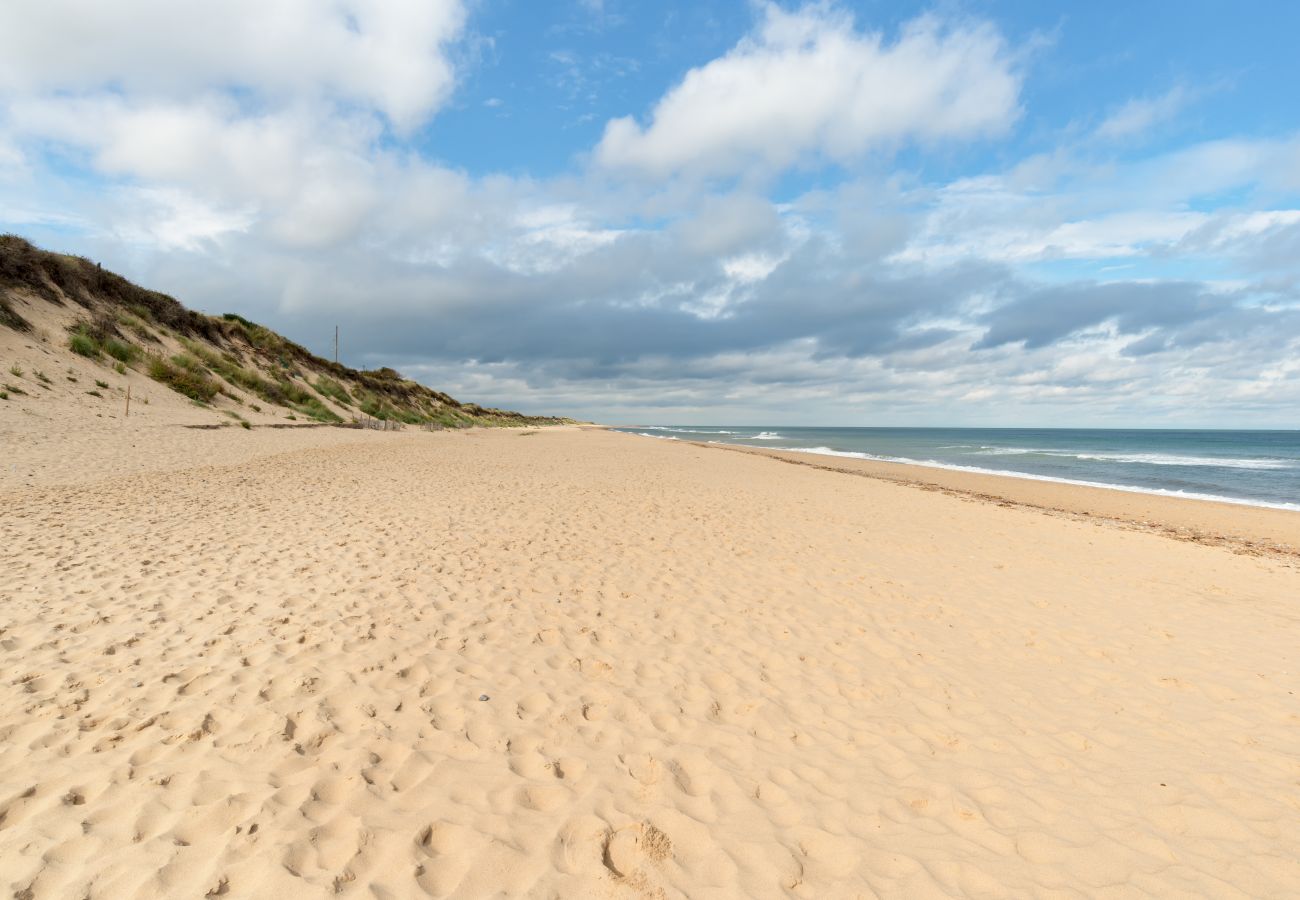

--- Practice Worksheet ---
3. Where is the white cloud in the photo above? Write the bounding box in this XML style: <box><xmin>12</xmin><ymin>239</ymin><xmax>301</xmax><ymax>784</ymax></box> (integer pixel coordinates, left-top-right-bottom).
<box><xmin>109</xmin><ymin>187</ymin><xmax>256</xmax><ymax>251</ymax></box>
<box><xmin>595</xmin><ymin>4</ymin><xmax>1021</xmax><ymax>177</ymax></box>
<box><xmin>1096</xmin><ymin>86</ymin><xmax>1188</xmax><ymax>141</ymax></box>
<box><xmin>0</xmin><ymin>1</ymin><xmax>470</xmax><ymax>251</ymax></box>
<box><xmin>0</xmin><ymin>0</ymin><xmax>466</xmax><ymax>129</ymax></box>
<box><xmin>897</xmin><ymin>209</ymin><xmax>1212</xmax><ymax>265</ymax></box>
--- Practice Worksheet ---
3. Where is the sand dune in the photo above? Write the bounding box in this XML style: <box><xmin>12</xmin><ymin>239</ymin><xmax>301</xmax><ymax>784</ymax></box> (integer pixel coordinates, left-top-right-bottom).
<box><xmin>1</xmin><ymin>427</ymin><xmax>1297</xmax><ymax>898</ymax></box>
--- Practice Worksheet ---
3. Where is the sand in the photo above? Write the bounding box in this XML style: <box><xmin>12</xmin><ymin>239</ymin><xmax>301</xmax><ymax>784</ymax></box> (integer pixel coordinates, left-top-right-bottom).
<box><xmin>1</xmin><ymin>425</ymin><xmax>1298</xmax><ymax>898</ymax></box>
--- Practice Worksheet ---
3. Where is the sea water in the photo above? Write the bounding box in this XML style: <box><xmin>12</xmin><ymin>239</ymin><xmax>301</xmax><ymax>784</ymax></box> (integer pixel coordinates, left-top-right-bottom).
<box><xmin>615</xmin><ymin>426</ymin><xmax>1300</xmax><ymax>511</ymax></box>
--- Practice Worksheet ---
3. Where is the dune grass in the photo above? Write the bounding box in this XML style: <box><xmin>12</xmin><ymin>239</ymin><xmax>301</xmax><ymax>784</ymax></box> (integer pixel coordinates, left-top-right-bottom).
<box><xmin>147</xmin><ymin>355</ymin><xmax>219</xmax><ymax>402</ymax></box>
<box><xmin>69</xmin><ymin>331</ymin><xmax>99</xmax><ymax>357</ymax></box>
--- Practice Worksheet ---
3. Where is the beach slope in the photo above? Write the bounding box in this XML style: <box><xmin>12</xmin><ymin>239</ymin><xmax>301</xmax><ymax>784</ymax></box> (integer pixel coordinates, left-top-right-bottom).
<box><xmin>1</xmin><ymin>426</ymin><xmax>1297</xmax><ymax>898</ymax></box>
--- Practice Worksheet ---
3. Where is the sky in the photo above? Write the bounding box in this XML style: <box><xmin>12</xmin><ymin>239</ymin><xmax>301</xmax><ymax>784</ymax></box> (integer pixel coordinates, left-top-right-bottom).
<box><xmin>2</xmin><ymin>1</ymin><xmax>1299</xmax><ymax>427</ymax></box>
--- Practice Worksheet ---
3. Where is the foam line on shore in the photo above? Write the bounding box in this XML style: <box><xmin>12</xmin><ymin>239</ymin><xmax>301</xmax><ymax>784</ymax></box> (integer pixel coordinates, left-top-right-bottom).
<box><xmin>627</xmin><ymin>432</ymin><xmax>1300</xmax><ymax>512</ymax></box>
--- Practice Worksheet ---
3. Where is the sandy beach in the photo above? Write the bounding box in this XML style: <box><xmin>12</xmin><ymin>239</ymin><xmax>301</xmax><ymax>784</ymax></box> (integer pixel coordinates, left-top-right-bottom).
<box><xmin>2</xmin><ymin>424</ymin><xmax>1298</xmax><ymax>898</ymax></box>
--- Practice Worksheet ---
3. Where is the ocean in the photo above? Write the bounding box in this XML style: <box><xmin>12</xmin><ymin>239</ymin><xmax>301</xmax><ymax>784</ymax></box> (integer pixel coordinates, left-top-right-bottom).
<box><xmin>614</xmin><ymin>426</ymin><xmax>1300</xmax><ymax>511</ymax></box>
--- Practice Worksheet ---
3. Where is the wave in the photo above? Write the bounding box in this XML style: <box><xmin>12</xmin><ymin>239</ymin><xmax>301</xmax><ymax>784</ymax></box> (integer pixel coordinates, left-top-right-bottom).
<box><xmin>619</xmin><ymin>431</ymin><xmax>1300</xmax><ymax>511</ymax></box>
<box><xmin>969</xmin><ymin>446</ymin><xmax>1295</xmax><ymax>470</ymax></box>
<box><xmin>740</xmin><ymin>431</ymin><xmax>784</xmax><ymax>440</ymax></box>
<box><xmin>1071</xmin><ymin>452</ymin><xmax>1295</xmax><ymax>469</ymax></box>
<box><xmin>787</xmin><ymin>448</ymin><xmax>1300</xmax><ymax>511</ymax></box>
<box><xmin>644</xmin><ymin>426</ymin><xmax>739</xmax><ymax>435</ymax></box>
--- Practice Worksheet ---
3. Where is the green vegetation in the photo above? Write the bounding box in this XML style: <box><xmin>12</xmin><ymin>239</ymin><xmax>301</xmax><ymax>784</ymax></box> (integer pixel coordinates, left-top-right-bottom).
<box><xmin>95</xmin><ymin>379</ymin><xmax>109</xmax><ymax>389</ymax></box>
<box><xmin>103</xmin><ymin>337</ymin><xmax>137</xmax><ymax>363</ymax></box>
<box><xmin>8</xmin><ymin>363</ymin><xmax>21</xmax><ymax>377</ymax></box>
<box><xmin>116</xmin><ymin>312</ymin><xmax>156</xmax><ymax>343</ymax></box>
<box><xmin>66</xmin><ymin>319</ymin><xmax>140</xmax><ymax>365</ymax></box>
<box><xmin>113</xmin><ymin>361</ymin><xmax>127</xmax><ymax>374</ymax></box>
<box><xmin>147</xmin><ymin>355</ymin><xmax>219</xmax><ymax>402</ymax></box>
<box><xmin>69</xmin><ymin>331</ymin><xmax>99</xmax><ymax>357</ymax></box>
<box><xmin>4</xmin><ymin>383</ymin><xmax>25</xmax><ymax>396</ymax></box>
<box><xmin>178</xmin><ymin>339</ymin><xmax>340</xmax><ymax>422</ymax></box>
<box><xmin>34</xmin><ymin>370</ymin><xmax>50</xmax><ymax>384</ymax></box>
<box><xmin>86</xmin><ymin>390</ymin><xmax>102</xmax><ymax>398</ymax></box>
<box><xmin>314</xmin><ymin>376</ymin><xmax>351</xmax><ymax>405</ymax></box>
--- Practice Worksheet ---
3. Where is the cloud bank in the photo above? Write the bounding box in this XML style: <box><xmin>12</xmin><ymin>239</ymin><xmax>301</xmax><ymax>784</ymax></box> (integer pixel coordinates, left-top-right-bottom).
<box><xmin>1</xmin><ymin>2</ymin><xmax>1298</xmax><ymax>426</ymax></box>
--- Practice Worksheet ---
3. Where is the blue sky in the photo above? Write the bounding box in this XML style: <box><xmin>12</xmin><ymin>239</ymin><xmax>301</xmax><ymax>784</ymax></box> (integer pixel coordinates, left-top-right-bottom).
<box><xmin>2</xmin><ymin>1</ymin><xmax>1300</xmax><ymax>426</ymax></box>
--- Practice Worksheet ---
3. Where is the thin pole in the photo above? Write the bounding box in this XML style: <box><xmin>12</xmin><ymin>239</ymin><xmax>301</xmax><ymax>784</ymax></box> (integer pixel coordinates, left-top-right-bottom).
<box><xmin>124</xmin><ymin>384</ymin><xmax>131</xmax><ymax>418</ymax></box>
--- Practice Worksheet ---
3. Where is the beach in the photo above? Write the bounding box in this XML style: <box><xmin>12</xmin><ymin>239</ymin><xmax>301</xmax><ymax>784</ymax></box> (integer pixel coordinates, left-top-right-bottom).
<box><xmin>1</xmin><ymin>424</ymin><xmax>1297</xmax><ymax>898</ymax></box>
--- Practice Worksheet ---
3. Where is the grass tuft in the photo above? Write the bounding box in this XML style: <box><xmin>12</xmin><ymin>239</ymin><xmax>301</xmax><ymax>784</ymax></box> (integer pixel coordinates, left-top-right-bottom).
<box><xmin>314</xmin><ymin>376</ymin><xmax>352</xmax><ymax>406</ymax></box>
<box><xmin>147</xmin><ymin>355</ymin><xmax>219</xmax><ymax>402</ymax></box>
<box><xmin>103</xmin><ymin>337</ymin><xmax>137</xmax><ymax>363</ymax></box>
<box><xmin>69</xmin><ymin>331</ymin><xmax>100</xmax><ymax>357</ymax></box>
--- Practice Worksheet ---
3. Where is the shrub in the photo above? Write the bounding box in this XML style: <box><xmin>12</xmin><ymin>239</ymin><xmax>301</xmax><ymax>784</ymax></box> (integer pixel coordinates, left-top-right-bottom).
<box><xmin>95</xmin><ymin>379</ymin><xmax>108</xmax><ymax>388</ymax></box>
<box><xmin>147</xmin><ymin>356</ymin><xmax>218</xmax><ymax>402</ymax></box>
<box><xmin>113</xmin><ymin>362</ymin><xmax>126</xmax><ymax>374</ymax></box>
<box><xmin>69</xmin><ymin>332</ymin><xmax>100</xmax><ymax>357</ymax></box>
<box><xmin>8</xmin><ymin>363</ymin><xmax>21</xmax><ymax>377</ymax></box>
<box><xmin>85</xmin><ymin>390</ymin><xmax>102</xmax><ymax>398</ymax></box>
<box><xmin>103</xmin><ymin>337</ymin><xmax>137</xmax><ymax>363</ymax></box>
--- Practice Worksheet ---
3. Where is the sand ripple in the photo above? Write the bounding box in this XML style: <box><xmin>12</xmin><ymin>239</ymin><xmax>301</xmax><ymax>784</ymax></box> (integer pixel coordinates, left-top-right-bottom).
<box><xmin>1</xmin><ymin>428</ymin><xmax>1297</xmax><ymax>897</ymax></box>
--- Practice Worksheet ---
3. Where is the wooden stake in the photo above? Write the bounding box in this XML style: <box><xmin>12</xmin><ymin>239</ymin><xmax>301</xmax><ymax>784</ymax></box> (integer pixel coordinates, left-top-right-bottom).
<box><xmin>124</xmin><ymin>384</ymin><xmax>131</xmax><ymax>418</ymax></box>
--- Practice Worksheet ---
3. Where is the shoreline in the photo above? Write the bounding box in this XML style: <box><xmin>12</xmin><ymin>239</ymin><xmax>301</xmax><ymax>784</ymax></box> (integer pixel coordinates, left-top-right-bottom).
<box><xmin>606</xmin><ymin>429</ymin><xmax>1300</xmax><ymax>559</ymax></box>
